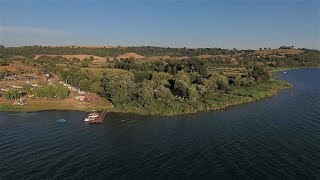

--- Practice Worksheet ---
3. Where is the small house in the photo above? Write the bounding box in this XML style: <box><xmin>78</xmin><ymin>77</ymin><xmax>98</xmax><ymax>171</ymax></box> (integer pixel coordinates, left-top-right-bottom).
<box><xmin>84</xmin><ymin>93</ymin><xmax>99</xmax><ymax>102</ymax></box>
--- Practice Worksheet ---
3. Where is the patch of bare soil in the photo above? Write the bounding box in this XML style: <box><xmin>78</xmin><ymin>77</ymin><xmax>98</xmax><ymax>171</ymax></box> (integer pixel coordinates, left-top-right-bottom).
<box><xmin>148</xmin><ymin>56</ymin><xmax>172</xmax><ymax>61</ymax></box>
<box><xmin>0</xmin><ymin>61</ymin><xmax>37</xmax><ymax>72</ymax></box>
<box><xmin>175</xmin><ymin>56</ymin><xmax>190</xmax><ymax>60</ymax></box>
<box><xmin>197</xmin><ymin>55</ymin><xmax>231</xmax><ymax>59</ymax></box>
<box><xmin>34</xmin><ymin>54</ymin><xmax>107</xmax><ymax>62</ymax></box>
<box><xmin>256</xmin><ymin>49</ymin><xmax>304</xmax><ymax>55</ymax></box>
<box><xmin>117</xmin><ymin>53</ymin><xmax>145</xmax><ymax>59</ymax></box>
<box><xmin>47</xmin><ymin>45</ymin><xmax>116</xmax><ymax>48</ymax></box>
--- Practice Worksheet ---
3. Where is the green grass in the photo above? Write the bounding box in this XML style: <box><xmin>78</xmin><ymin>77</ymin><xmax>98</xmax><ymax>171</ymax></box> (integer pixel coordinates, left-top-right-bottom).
<box><xmin>207</xmin><ymin>67</ymin><xmax>248</xmax><ymax>76</ymax></box>
<box><xmin>0</xmin><ymin>98</ymin><xmax>114</xmax><ymax>113</ymax></box>
<box><xmin>269</xmin><ymin>67</ymin><xmax>318</xmax><ymax>72</ymax></box>
<box><xmin>0</xmin><ymin>104</ymin><xmax>22</xmax><ymax>111</ymax></box>
<box><xmin>227</xmin><ymin>79</ymin><xmax>292</xmax><ymax>99</ymax></box>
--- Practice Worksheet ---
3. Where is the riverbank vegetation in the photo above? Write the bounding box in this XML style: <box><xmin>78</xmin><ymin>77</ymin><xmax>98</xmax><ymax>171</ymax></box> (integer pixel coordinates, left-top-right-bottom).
<box><xmin>0</xmin><ymin>45</ymin><xmax>318</xmax><ymax>115</ymax></box>
<box><xmin>99</xmin><ymin>64</ymin><xmax>291</xmax><ymax>115</ymax></box>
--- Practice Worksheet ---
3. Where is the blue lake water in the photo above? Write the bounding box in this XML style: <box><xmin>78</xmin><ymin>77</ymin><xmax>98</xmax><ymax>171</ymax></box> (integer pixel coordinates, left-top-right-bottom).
<box><xmin>1</xmin><ymin>69</ymin><xmax>320</xmax><ymax>179</ymax></box>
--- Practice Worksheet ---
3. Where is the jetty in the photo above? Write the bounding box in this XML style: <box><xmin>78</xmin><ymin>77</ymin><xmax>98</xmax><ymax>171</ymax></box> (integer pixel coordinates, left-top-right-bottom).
<box><xmin>88</xmin><ymin>110</ymin><xmax>107</xmax><ymax>124</ymax></box>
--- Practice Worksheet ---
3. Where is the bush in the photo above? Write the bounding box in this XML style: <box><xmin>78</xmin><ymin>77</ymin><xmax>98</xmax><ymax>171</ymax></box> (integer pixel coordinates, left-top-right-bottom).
<box><xmin>152</xmin><ymin>72</ymin><xmax>173</xmax><ymax>86</ymax></box>
<box><xmin>32</xmin><ymin>85</ymin><xmax>69</xmax><ymax>99</ymax></box>
<box><xmin>249</xmin><ymin>66</ymin><xmax>270</xmax><ymax>82</ymax></box>
<box><xmin>207</xmin><ymin>73</ymin><xmax>229</xmax><ymax>90</ymax></box>
<box><xmin>4</xmin><ymin>89</ymin><xmax>20</xmax><ymax>100</ymax></box>
<box><xmin>133</xmin><ymin>71</ymin><xmax>152</xmax><ymax>83</ymax></box>
<box><xmin>155</xmin><ymin>85</ymin><xmax>174</xmax><ymax>100</ymax></box>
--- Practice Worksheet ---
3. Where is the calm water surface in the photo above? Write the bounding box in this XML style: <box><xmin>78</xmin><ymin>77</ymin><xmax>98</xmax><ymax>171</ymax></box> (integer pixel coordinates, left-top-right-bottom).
<box><xmin>1</xmin><ymin>69</ymin><xmax>320</xmax><ymax>179</ymax></box>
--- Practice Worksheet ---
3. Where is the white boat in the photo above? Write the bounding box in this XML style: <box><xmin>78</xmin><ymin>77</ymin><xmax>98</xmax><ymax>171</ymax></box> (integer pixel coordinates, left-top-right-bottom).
<box><xmin>84</xmin><ymin>113</ymin><xmax>99</xmax><ymax>122</ymax></box>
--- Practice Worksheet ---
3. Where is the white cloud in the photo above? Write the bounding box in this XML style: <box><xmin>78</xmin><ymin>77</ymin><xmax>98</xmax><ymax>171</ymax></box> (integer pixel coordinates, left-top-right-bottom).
<box><xmin>0</xmin><ymin>26</ymin><xmax>68</xmax><ymax>35</ymax></box>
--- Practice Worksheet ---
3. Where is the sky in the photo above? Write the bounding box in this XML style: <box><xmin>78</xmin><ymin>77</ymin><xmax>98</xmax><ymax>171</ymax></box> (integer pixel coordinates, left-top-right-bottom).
<box><xmin>0</xmin><ymin>0</ymin><xmax>319</xmax><ymax>49</ymax></box>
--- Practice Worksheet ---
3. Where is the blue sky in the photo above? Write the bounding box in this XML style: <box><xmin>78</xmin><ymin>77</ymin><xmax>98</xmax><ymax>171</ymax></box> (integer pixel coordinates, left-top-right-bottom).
<box><xmin>0</xmin><ymin>0</ymin><xmax>319</xmax><ymax>49</ymax></box>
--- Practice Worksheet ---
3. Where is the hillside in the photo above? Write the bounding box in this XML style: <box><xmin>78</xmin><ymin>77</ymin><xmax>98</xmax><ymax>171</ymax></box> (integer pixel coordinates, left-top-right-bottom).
<box><xmin>116</xmin><ymin>52</ymin><xmax>145</xmax><ymax>59</ymax></box>
<box><xmin>34</xmin><ymin>54</ymin><xmax>106</xmax><ymax>61</ymax></box>
<box><xmin>28</xmin><ymin>48</ymin><xmax>306</xmax><ymax>63</ymax></box>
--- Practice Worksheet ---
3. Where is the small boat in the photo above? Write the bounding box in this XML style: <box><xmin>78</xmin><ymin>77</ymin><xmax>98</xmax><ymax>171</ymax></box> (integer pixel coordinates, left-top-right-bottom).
<box><xmin>57</xmin><ymin>119</ymin><xmax>67</xmax><ymax>123</ymax></box>
<box><xmin>84</xmin><ymin>112</ymin><xmax>99</xmax><ymax>122</ymax></box>
<box><xmin>283</xmin><ymin>71</ymin><xmax>287</xmax><ymax>74</ymax></box>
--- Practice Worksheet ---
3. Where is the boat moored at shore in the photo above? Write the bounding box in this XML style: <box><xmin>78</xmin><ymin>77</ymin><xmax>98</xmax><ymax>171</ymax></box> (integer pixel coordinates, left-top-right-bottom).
<box><xmin>84</xmin><ymin>112</ymin><xmax>99</xmax><ymax>122</ymax></box>
<box><xmin>84</xmin><ymin>110</ymin><xmax>107</xmax><ymax>123</ymax></box>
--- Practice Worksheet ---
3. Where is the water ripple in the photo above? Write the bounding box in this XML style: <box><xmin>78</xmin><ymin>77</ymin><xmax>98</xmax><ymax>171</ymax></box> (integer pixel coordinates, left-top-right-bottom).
<box><xmin>1</xmin><ymin>69</ymin><xmax>320</xmax><ymax>179</ymax></box>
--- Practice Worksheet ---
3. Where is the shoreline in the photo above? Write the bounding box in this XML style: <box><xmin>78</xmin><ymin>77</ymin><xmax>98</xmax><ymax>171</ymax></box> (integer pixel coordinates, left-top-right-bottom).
<box><xmin>0</xmin><ymin>78</ymin><xmax>292</xmax><ymax>116</ymax></box>
<box><xmin>270</xmin><ymin>66</ymin><xmax>320</xmax><ymax>72</ymax></box>
<box><xmin>4</xmin><ymin>67</ymin><xmax>313</xmax><ymax>116</ymax></box>
<box><xmin>109</xmin><ymin>79</ymin><xmax>292</xmax><ymax>116</ymax></box>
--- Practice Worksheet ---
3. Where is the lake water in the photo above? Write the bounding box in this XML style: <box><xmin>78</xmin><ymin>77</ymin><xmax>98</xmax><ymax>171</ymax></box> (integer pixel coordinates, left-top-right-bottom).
<box><xmin>1</xmin><ymin>69</ymin><xmax>320</xmax><ymax>179</ymax></box>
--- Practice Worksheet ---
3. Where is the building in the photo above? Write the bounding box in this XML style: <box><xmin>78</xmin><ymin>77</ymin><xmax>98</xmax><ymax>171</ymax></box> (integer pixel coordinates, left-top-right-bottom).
<box><xmin>84</xmin><ymin>93</ymin><xmax>99</xmax><ymax>102</ymax></box>
<box><xmin>75</xmin><ymin>96</ymin><xmax>86</xmax><ymax>101</ymax></box>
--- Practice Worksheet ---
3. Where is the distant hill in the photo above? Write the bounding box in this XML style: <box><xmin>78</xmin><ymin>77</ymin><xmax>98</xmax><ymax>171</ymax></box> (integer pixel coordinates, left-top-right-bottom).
<box><xmin>117</xmin><ymin>53</ymin><xmax>145</xmax><ymax>59</ymax></box>
<box><xmin>0</xmin><ymin>45</ymin><xmax>310</xmax><ymax>59</ymax></box>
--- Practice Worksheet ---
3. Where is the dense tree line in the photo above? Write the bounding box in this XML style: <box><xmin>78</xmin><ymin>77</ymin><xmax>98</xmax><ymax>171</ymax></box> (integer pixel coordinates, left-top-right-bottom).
<box><xmin>1</xmin><ymin>45</ymin><xmax>319</xmax><ymax>69</ymax></box>
<box><xmin>111</xmin><ymin>58</ymin><xmax>208</xmax><ymax>76</ymax></box>
<box><xmin>100</xmin><ymin>64</ymin><xmax>271</xmax><ymax>114</ymax></box>
<box><xmin>0</xmin><ymin>45</ymin><xmax>237</xmax><ymax>57</ymax></box>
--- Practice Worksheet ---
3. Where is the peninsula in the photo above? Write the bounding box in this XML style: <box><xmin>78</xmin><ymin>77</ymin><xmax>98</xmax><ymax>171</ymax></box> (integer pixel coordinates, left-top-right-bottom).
<box><xmin>0</xmin><ymin>46</ymin><xmax>319</xmax><ymax>115</ymax></box>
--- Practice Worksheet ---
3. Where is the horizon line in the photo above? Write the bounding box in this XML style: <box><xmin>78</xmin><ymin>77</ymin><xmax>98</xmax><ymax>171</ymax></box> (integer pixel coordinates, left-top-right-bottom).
<box><xmin>1</xmin><ymin>44</ymin><xmax>318</xmax><ymax>51</ymax></box>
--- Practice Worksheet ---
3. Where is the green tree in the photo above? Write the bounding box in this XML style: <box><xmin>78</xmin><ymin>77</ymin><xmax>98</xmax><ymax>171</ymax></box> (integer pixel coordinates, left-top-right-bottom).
<box><xmin>190</xmin><ymin>72</ymin><xmax>203</xmax><ymax>84</ymax></box>
<box><xmin>175</xmin><ymin>71</ymin><xmax>191</xmax><ymax>85</ymax></box>
<box><xmin>79</xmin><ymin>79</ymin><xmax>91</xmax><ymax>91</ymax></box>
<box><xmin>82</xmin><ymin>58</ymin><xmax>92</xmax><ymax>67</ymax></box>
<box><xmin>207</xmin><ymin>73</ymin><xmax>229</xmax><ymax>90</ymax></box>
<box><xmin>152</xmin><ymin>72</ymin><xmax>173</xmax><ymax>86</ymax></box>
<box><xmin>155</xmin><ymin>85</ymin><xmax>174</xmax><ymax>100</ymax></box>
<box><xmin>174</xmin><ymin>80</ymin><xmax>189</xmax><ymax>98</ymax></box>
<box><xmin>133</xmin><ymin>71</ymin><xmax>151</xmax><ymax>83</ymax></box>
<box><xmin>100</xmin><ymin>72</ymin><xmax>136</xmax><ymax>105</ymax></box>
<box><xmin>137</xmin><ymin>82</ymin><xmax>155</xmax><ymax>107</ymax></box>
<box><xmin>188</xmin><ymin>85</ymin><xmax>199</xmax><ymax>100</ymax></box>
<box><xmin>249</xmin><ymin>66</ymin><xmax>270</xmax><ymax>82</ymax></box>
<box><xmin>90</xmin><ymin>81</ymin><xmax>101</xmax><ymax>94</ymax></box>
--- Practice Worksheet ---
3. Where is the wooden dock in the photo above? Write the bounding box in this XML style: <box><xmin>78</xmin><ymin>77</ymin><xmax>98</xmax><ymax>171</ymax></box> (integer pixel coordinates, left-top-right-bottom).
<box><xmin>88</xmin><ymin>110</ymin><xmax>107</xmax><ymax>124</ymax></box>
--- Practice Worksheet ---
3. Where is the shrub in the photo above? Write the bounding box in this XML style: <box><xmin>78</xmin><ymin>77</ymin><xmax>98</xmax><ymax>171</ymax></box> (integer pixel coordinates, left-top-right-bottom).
<box><xmin>32</xmin><ymin>85</ymin><xmax>69</xmax><ymax>99</ymax></box>
<box><xmin>4</xmin><ymin>89</ymin><xmax>20</xmax><ymax>100</ymax></box>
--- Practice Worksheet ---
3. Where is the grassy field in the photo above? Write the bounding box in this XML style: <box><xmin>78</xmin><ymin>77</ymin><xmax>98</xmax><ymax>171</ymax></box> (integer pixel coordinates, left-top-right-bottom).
<box><xmin>0</xmin><ymin>97</ymin><xmax>114</xmax><ymax>112</ymax></box>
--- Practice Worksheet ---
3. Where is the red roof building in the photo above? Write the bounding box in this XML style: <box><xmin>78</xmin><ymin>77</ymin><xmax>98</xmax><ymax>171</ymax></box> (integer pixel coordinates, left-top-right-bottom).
<box><xmin>84</xmin><ymin>93</ymin><xmax>100</xmax><ymax>102</ymax></box>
